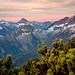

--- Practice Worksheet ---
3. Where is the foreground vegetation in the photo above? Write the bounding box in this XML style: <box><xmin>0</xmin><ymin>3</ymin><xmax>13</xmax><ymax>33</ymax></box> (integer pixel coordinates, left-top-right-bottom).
<box><xmin>0</xmin><ymin>38</ymin><xmax>75</xmax><ymax>75</ymax></box>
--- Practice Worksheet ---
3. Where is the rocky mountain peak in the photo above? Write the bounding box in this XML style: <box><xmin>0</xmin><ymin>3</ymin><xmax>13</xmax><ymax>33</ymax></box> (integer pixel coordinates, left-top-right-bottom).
<box><xmin>18</xmin><ymin>18</ymin><xmax>28</xmax><ymax>23</ymax></box>
<box><xmin>53</xmin><ymin>17</ymin><xmax>69</xmax><ymax>25</ymax></box>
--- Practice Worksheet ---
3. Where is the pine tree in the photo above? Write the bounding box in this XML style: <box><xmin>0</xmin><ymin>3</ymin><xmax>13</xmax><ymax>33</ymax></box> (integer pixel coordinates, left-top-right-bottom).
<box><xmin>0</xmin><ymin>58</ymin><xmax>3</xmax><ymax>75</ymax></box>
<box><xmin>4</xmin><ymin>54</ymin><xmax>13</xmax><ymax>75</ymax></box>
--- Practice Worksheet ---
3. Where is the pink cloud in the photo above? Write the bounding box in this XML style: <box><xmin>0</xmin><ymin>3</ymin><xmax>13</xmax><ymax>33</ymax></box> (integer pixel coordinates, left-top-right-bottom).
<box><xmin>0</xmin><ymin>13</ymin><xmax>74</xmax><ymax>22</ymax></box>
<box><xmin>0</xmin><ymin>0</ymin><xmax>75</xmax><ymax>22</ymax></box>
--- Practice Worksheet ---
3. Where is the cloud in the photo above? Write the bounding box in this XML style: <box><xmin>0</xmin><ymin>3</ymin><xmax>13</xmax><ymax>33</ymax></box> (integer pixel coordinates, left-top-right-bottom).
<box><xmin>32</xmin><ymin>0</ymin><xmax>75</xmax><ymax>7</ymax></box>
<box><xmin>2</xmin><ymin>0</ymin><xmax>32</xmax><ymax>3</ymax></box>
<box><xmin>0</xmin><ymin>0</ymin><xmax>75</xmax><ymax>9</ymax></box>
<box><xmin>13</xmin><ymin>0</ymin><xmax>32</xmax><ymax>2</ymax></box>
<box><xmin>0</xmin><ymin>0</ymin><xmax>75</xmax><ymax>21</ymax></box>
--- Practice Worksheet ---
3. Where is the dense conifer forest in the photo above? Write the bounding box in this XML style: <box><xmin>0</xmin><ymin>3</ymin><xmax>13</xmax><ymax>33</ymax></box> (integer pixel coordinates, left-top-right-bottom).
<box><xmin>0</xmin><ymin>38</ymin><xmax>75</xmax><ymax>75</ymax></box>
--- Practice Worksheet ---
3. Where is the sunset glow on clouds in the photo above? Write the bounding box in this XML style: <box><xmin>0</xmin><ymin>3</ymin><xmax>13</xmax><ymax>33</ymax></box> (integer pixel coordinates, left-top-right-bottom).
<box><xmin>0</xmin><ymin>0</ymin><xmax>75</xmax><ymax>21</ymax></box>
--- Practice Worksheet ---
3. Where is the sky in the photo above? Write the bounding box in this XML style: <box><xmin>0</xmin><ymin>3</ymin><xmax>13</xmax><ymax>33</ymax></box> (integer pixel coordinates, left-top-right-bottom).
<box><xmin>0</xmin><ymin>0</ymin><xmax>75</xmax><ymax>22</ymax></box>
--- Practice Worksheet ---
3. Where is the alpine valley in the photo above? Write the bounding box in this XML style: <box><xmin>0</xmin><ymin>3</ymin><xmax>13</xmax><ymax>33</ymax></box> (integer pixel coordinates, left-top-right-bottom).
<box><xmin>0</xmin><ymin>15</ymin><xmax>75</xmax><ymax>67</ymax></box>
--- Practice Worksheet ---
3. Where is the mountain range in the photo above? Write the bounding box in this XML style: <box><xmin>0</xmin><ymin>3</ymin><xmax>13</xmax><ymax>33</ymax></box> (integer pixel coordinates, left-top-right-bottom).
<box><xmin>0</xmin><ymin>15</ymin><xmax>75</xmax><ymax>66</ymax></box>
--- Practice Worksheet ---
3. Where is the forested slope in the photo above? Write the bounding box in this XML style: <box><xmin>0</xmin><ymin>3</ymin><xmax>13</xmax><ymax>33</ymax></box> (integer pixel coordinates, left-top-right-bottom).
<box><xmin>0</xmin><ymin>38</ymin><xmax>75</xmax><ymax>75</ymax></box>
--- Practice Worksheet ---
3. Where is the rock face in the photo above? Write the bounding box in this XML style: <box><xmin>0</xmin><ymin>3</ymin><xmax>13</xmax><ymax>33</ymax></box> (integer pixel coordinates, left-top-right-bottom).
<box><xmin>0</xmin><ymin>15</ymin><xmax>75</xmax><ymax>61</ymax></box>
<box><xmin>0</xmin><ymin>18</ymin><xmax>51</xmax><ymax>58</ymax></box>
<box><xmin>45</xmin><ymin>15</ymin><xmax>75</xmax><ymax>47</ymax></box>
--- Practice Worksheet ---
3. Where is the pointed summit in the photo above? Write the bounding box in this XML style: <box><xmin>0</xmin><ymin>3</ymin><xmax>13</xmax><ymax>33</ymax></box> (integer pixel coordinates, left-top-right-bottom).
<box><xmin>0</xmin><ymin>20</ymin><xmax>6</xmax><ymax>23</ymax></box>
<box><xmin>18</xmin><ymin>18</ymin><xmax>28</xmax><ymax>23</ymax></box>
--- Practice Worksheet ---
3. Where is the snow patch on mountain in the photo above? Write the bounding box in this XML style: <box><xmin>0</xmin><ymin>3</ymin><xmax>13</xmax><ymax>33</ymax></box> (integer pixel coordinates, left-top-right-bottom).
<box><xmin>0</xmin><ymin>26</ymin><xmax>3</xmax><ymax>30</ymax></box>
<box><xmin>18</xmin><ymin>23</ymin><xmax>25</xmax><ymax>26</ymax></box>
<box><xmin>22</xmin><ymin>32</ymin><xmax>30</xmax><ymax>36</ymax></box>
<box><xmin>70</xmin><ymin>25</ymin><xmax>75</xmax><ymax>32</ymax></box>
<box><xmin>0</xmin><ymin>35</ymin><xmax>3</xmax><ymax>37</ymax></box>
<box><xmin>47</xmin><ymin>27</ymin><xmax>54</xmax><ymax>33</ymax></box>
